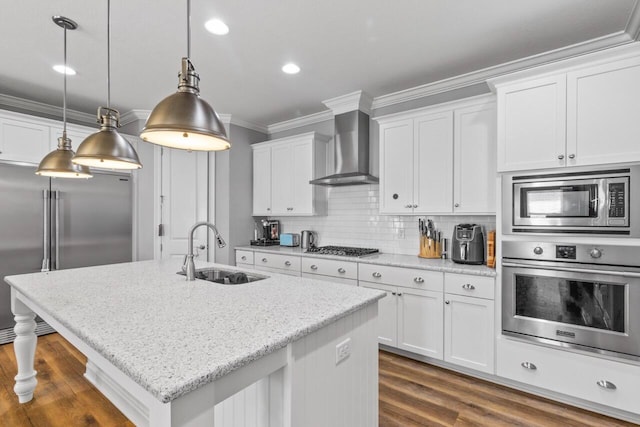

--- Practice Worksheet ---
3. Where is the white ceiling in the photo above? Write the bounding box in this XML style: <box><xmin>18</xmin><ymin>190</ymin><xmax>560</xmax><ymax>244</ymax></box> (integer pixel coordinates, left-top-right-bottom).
<box><xmin>1</xmin><ymin>0</ymin><xmax>639</xmax><ymax>128</ymax></box>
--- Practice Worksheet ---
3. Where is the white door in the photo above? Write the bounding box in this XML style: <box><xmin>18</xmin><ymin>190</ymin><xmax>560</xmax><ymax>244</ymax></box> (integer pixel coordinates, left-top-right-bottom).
<box><xmin>497</xmin><ymin>75</ymin><xmax>567</xmax><ymax>171</ymax></box>
<box><xmin>159</xmin><ymin>148</ymin><xmax>209</xmax><ymax>260</ymax></box>
<box><xmin>379</xmin><ymin>119</ymin><xmax>414</xmax><ymax>214</ymax></box>
<box><xmin>270</xmin><ymin>143</ymin><xmax>293</xmax><ymax>215</ymax></box>
<box><xmin>397</xmin><ymin>287</ymin><xmax>443</xmax><ymax>359</ymax></box>
<box><xmin>291</xmin><ymin>139</ymin><xmax>313</xmax><ymax>215</ymax></box>
<box><xmin>360</xmin><ymin>282</ymin><xmax>397</xmax><ymax>346</ymax></box>
<box><xmin>252</xmin><ymin>145</ymin><xmax>272</xmax><ymax>216</ymax></box>
<box><xmin>454</xmin><ymin>103</ymin><xmax>496</xmax><ymax>214</ymax></box>
<box><xmin>567</xmin><ymin>57</ymin><xmax>640</xmax><ymax>167</ymax></box>
<box><xmin>414</xmin><ymin>111</ymin><xmax>453</xmax><ymax>214</ymax></box>
<box><xmin>444</xmin><ymin>293</ymin><xmax>495</xmax><ymax>374</ymax></box>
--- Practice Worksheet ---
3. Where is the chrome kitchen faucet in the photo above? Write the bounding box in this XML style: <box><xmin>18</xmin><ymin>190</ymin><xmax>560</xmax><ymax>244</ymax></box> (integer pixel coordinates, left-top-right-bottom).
<box><xmin>183</xmin><ymin>221</ymin><xmax>226</xmax><ymax>281</ymax></box>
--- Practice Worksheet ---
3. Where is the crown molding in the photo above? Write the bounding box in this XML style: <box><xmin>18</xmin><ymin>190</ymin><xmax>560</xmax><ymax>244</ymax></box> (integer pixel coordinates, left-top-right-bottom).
<box><xmin>322</xmin><ymin>90</ymin><xmax>373</xmax><ymax>115</ymax></box>
<box><xmin>0</xmin><ymin>93</ymin><xmax>96</xmax><ymax>125</ymax></box>
<box><xmin>267</xmin><ymin>109</ymin><xmax>333</xmax><ymax>134</ymax></box>
<box><xmin>626</xmin><ymin>0</ymin><xmax>640</xmax><ymax>40</ymax></box>
<box><xmin>224</xmin><ymin>115</ymin><xmax>268</xmax><ymax>134</ymax></box>
<box><xmin>119</xmin><ymin>109</ymin><xmax>149</xmax><ymax>126</ymax></box>
<box><xmin>371</xmin><ymin>31</ymin><xmax>633</xmax><ymax>110</ymax></box>
<box><xmin>118</xmin><ymin>109</ymin><xmax>267</xmax><ymax>134</ymax></box>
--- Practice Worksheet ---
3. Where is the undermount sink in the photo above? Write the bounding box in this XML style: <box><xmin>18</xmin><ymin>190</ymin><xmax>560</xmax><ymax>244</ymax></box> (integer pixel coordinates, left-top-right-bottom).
<box><xmin>177</xmin><ymin>268</ymin><xmax>268</xmax><ymax>284</ymax></box>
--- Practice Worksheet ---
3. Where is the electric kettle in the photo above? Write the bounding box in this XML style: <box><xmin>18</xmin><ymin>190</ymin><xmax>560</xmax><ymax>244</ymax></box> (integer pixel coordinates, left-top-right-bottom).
<box><xmin>301</xmin><ymin>230</ymin><xmax>317</xmax><ymax>250</ymax></box>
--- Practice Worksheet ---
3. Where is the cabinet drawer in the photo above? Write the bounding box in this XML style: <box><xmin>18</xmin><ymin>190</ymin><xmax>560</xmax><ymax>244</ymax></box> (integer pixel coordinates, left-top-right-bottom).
<box><xmin>444</xmin><ymin>273</ymin><xmax>494</xmax><ymax>300</ymax></box>
<box><xmin>301</xmin><ymin>257</ymin><xmax>357</xmax><ymax>280</ymax></box>
<box><xmin>301</xmin><ymin>273</ymin><xmax>357</xmax><ymax>286</ymax></box>
<box><xmin>497</xmin><ymin>337</ymin><xmax>640</xmax><ymax>415</ymax></box>
<box><xmin>235</xmin><ymin>250</ymin><xmax>254</xmax><ymax>265</ymax></box>
<box><xmin>254</xmin><ymin>253</ymin><xmax>301</xmax><ymax>272</ymax></box>
<box><xmin>358</xmin><ymin>263</ymin><xmax>443</xmax><ymax>292</ymax></box>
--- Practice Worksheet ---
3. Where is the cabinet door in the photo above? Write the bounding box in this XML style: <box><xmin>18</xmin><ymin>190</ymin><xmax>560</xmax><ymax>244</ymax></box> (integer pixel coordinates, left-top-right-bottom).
<box><xmin>252</xmin><ymin>146</ymin><xmax>272</xmax><ymax>216</ymax></box>
<box><xmin>497</xmin><ymin>75</ymin><xmax>567</xmax><ymax>171</ymax></box>
<box><xmin>414</xmin><ymin>111</ymin><xmax>454</xmax><ymax>214</ymax></box>
<box><xmin>444</xmin><ymin>293</ymin><xmax>494</xmax><ymax>374</ymax></box>
<box><xmin>270</xmin><ymin>143</ymin><xmax>293</xmax><ymax>215</ymax></box>
<box><xmin>291</xmin><ymin>140</ymin><xmax>314</xmax><ymax>215</ymax></box>
<box><xmin>0</xmin><ymin>117</ymin><xmax>50</xmax><ymax>164</ymax></box>
<box><xmin>567</xmin><ymin>57</ymin><xmax>640</xmax><ymax>166</ymax></box>
<box><xmin>379</xmin><ymin>119</ymin><xmax>414</xmax><ymax>214</ymax></box>
<box><xmin>359</xmin><ymin>282</ymin><xmax>397</xmax><ymax>347</ymax></box>
<box><xmin>397</xmin><ymin>287</ymin><xmax>443</xmax><ymax>359</ymax></box>
<box><xmin>454</xmin><ymin>103</ymin><xmax>496</xmax><ymax>214</ymax></box>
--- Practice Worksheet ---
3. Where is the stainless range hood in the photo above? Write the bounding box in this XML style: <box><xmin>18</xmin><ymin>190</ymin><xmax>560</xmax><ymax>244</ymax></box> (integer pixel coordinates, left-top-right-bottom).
<box><xmin>310</xmin><ymin>109</ymin><xmax>379</xmax><ymax>186</ymax></box>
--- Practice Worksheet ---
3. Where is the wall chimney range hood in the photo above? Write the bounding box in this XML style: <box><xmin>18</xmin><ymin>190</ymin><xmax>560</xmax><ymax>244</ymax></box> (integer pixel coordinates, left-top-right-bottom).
<box><xmin>310</xmin><ymin>91</ymin><xmax>379</xmax><ymax>187</ymax></box>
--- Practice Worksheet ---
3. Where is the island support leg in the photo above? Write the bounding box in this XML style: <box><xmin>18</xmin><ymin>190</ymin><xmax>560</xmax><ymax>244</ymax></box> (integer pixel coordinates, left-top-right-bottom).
<box><xmin>11</xmin><ymin>290</ymin><xmax>38</xmax><ymax>403</ymax></box>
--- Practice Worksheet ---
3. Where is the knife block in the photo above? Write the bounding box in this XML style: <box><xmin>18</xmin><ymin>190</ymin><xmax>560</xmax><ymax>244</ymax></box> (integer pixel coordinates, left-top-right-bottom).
<box><xmin>418</xmin><ymin>236</ymin><xmax>441</xmax><ymax>259</ymax></box>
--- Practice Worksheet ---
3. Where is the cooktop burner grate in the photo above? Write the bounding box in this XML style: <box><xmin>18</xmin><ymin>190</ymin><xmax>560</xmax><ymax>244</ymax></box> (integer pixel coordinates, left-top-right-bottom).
<box><xmin>305</xmin><ymin>245</ymin><xmax>379</xmax><ymax>257</ymax></box>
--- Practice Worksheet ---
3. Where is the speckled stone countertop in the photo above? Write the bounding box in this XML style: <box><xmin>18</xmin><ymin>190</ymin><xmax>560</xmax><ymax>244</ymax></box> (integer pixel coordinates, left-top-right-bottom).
<box><xmin>235</xmin><ymin>246</ymin><xmax>497</xmax><ymax>277</ymax></box>
<box><xmin>5</xmin><ymin>260</ymin><xmax>385</xmax><ymax>403</ymax></box>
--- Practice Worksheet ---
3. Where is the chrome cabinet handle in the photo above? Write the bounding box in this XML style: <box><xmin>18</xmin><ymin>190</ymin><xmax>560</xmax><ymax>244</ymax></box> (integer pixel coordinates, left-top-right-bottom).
<box><xmin>372</xmin><ymin>272</ymin><xmax>382</xmax><ymax>278</ymax></box>
<box><xmin>338</xmin><ymin>268</ymin><xmax>346</xmax><ymax>274</ymax></box>
<box><xmin>454</xmin><ymin>203</ymin><xmax>460</xmax><ymax>208</ymax></box>
<box><xmin>521</xmin><ymin>362</ymin><xmax>537</xmax><ymax>370</ymax></box>
<box><xmin>404</xmin><ymin>204</ymin><xmax>412</xmax><ymax>208</ymax></box>
<box><xmin>241</xmin><ymin>256</ymin><xmax>247</xmax><ymax>261</ymax></box>
<box><xmin>568</xmin><ymin>154</ymin><xmax>575</xmax><ymax>159</ymax></box>
<box><xmin>267</xmin><ymin>208</ymin><xmax>271</xmax><ymax>211</ymax></box>
<box><xmin>397</xmin><ymin>292</ymin><xmax>402</xmax><ymax>296</ymax></box>
<box><xmin>412</xmin><ymin>204</ymin><xmax>418</xmax><ymax>208</ymax></box>
<box><xmin>462</xmin><ymin>283</ymin><xmax>475</xmax><ymax>290</ymax></box>
<box><xmin>310</xmin><ymin>265</ymin><xmax>318</xmax><ymax>270</ymax></box>
<box><xmin>414</xmin><ymin>277</ymin><xmax>424</xmax><ymax>283</ymax></box>
<box><xmin>391</xmin><ymin>292</ymin><xmax>396</xmax><ymax>296</ymax></box>
<box><xmin>558</xmin><ymin>154</ymin><xmax>565</xmax><ymax>160</ymax></box>
<box><xmin>285</xmin><ymin>261</ymin><xmax>291</xmax><ymax>266</ymax></box>
<box><xmin>262</xmin><ymin>258</ymin><xmax>268</xmax><ymax>262</ymax></box>
<box><xmin>445</xmin><ymin>300</ymin><xmax>450</xmax><ymax>304</ymax></box>
<box><xmin>596</xmin><ymin>380</ymin><xmax>616</xmax><ymax>390</ymax></box>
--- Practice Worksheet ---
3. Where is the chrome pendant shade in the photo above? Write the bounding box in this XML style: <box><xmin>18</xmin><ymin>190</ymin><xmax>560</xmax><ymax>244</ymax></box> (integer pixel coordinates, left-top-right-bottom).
<box><xmin>36</xmin><ymin>16</ymin><xmax>92</xmax><ymax>179</ymax></box>
<box><xmin>140</xmin><ymin>0</ymin><xmax>230</xmax><ymax>152</ymax></box>
<box><xmin>73</xmin><ymin>0</ymin><xmax>142</xmax><ymax>170</ymax></box>
<box><xmin>140</xmin><ymin>58</ymin><xmax>230</xmax><ymax>151</ymax></box>
<box><xmin>74</xmin><ymin>108</ymin><xmax>142</xmax><ymax>169</ymax></box>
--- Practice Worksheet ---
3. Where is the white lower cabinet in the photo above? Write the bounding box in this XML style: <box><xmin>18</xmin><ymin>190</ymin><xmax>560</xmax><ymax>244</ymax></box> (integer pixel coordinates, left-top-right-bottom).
<box><xmin>252</xmin><ymin>252</ymin><xmax>301</xmax><ymax>277</ymax></box>
<box><xmin>397</xmin><ymin>287</ymin><xmax>443</xmax><ymax>359</ymax></box>
<box><xmin>301</xmin><ymin>257</ymin><xmax>358</xmax><ymax>286</ymax></box>
<box><xmin>498</xmin><ymin>337</ymin><xmax>640</xmax><ymax>415</ymax></box>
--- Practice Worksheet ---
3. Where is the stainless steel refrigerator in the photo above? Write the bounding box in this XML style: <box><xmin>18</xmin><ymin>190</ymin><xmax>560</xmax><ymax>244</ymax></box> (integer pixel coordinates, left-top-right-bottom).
<box><xmin>0</xmin><ymin>162</ymin><xmax>132</xmax><ymax>344</ymax></box>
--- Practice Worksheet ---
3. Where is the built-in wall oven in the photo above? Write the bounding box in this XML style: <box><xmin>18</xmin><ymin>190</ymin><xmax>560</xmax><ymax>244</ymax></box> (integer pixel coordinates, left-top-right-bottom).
<box><xmin>503</xmin><ymin>166</ymin><xmax>640</xmax><ymax>236</ymax></box>
<box><xmin>502</xmin><ymin>241</ymin><xmax>640</xmax><ymax>361</ymax></box>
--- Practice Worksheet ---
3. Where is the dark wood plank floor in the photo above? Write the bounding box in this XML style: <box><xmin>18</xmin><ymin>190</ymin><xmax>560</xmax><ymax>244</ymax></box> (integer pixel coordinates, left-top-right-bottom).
<box><xmin>0</xmin><ymin>334</ymin><xmax>636</xmax><ymax>426</ymax></box>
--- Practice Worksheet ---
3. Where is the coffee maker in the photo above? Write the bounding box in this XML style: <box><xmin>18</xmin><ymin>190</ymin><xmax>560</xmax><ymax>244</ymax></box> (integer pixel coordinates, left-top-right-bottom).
<box><xmin>251</xmin><ymin>219</ymin><xmax>280</xmax><ymax>246</ymax></box>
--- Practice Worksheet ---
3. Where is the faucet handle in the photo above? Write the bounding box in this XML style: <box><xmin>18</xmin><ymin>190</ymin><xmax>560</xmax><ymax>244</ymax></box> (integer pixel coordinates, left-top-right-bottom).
<box><xmin>182</xmin><ymin>254</ymin><xmax>188</xmax><ymax>272</ymax></box>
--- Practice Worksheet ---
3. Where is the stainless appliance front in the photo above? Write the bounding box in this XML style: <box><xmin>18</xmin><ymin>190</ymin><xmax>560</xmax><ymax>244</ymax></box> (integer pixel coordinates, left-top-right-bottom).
<box><xmin>502</xmin><ymin>241</ymin><xmax>640</xmax><ymax>360</ymax></box>
<box><xmin>503</xmin><ymin>166</ymin><xmax>640</xmax><ymax>236</ymax></box>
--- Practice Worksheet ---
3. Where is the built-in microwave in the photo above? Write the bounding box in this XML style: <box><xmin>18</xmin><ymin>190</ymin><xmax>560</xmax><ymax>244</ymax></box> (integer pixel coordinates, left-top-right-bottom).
<box><xmin>503</xmin><ymin>166</ymin><xmax>640</xmax><ymax>236</ymax></box>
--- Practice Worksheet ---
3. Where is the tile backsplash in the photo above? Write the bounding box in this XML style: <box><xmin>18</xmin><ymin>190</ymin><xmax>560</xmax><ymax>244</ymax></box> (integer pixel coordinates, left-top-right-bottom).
<box><xmin>270</xmin><ymin>185</ymin><xmax>496</xmax><ymax>256</ymax></box>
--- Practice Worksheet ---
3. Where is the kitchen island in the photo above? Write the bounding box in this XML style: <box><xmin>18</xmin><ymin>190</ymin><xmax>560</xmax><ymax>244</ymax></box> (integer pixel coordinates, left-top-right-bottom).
<box><xmin>6</xmin><ymin>260</ymin><xmax>384</xmax><ymax>426</ymax></box>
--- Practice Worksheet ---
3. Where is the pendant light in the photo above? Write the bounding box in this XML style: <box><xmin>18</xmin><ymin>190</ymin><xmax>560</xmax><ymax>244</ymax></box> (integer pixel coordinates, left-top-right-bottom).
<box><xmin>139</xmin><ymin>0</ymin><xmax>230</xmax><ymax>151</ymax></box>
<box><xmin>73</xmin><ymin>0</ymin><xmax>142</xmax><ymax>170</ymax></box>
<box><xmin>36</xmin><ymin>17</ymin><xmax>92</xmax><ymax>179</ymax></box>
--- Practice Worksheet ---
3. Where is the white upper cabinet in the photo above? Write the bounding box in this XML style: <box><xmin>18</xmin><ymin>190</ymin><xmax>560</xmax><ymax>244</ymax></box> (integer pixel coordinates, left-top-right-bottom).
<box><xmin>377</xmin><ymin>95</ymin><xmax>496</xmax><ymax>215</ymax></box>
<box><xmin>0</xmin><ymin>113</ymin><xmax>51</xmax><ymax>164</ymax></box>
<box><xmin>251</xmin><ymin>132</ymin><xmax>328</xmax><ymax>217</ymax></box>
<box><xmin>492</xmin><ymin>45</ymin><xmax>640</xmax><ymax>172</ymax></box>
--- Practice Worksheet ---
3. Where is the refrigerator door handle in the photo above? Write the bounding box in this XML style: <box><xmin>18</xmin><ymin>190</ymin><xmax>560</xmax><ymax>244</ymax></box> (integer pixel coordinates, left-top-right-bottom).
<box><xmin>41</xmin><ymin>189</ymin><xmax>50</xmax><ymax>272</ymax></box>
<box><xmin>54</xmin><ymin>190</ymin><xmax>60</xmax><ymax>270</ymax></box>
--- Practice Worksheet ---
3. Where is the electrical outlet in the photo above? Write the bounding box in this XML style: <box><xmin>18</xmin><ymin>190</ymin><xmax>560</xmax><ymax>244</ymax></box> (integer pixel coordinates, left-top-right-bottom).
<box><xmin>335</xmin><ymin>338</ymin><xmax>351</xmax><ymax>365</ymax></box>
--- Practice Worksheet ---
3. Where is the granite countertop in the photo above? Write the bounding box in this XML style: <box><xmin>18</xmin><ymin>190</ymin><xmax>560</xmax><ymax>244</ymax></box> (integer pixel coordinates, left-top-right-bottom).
<box><xmin>5</xmin><ymin>260</ymin><xmax>384</xmax><ymax>403</ymax></box>
<box><xmin>235</xmin><ymin>245</ymin><xmax>497</xmax><ymax>277</ymax></box>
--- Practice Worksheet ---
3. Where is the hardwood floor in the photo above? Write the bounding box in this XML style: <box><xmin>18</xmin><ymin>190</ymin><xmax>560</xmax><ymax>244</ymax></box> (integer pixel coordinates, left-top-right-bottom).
<box><xmin>0</xmin><ymin>334</ymin><xmax>636</xmax><ymax>426</ymax></box>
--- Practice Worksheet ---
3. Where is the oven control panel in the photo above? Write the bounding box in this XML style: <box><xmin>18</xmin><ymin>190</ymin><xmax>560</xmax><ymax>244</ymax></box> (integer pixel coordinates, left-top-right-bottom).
<box><xmin>555</xmin><ymin>245</ymin><xmax>576</xmax><ymax>259</ymax></box>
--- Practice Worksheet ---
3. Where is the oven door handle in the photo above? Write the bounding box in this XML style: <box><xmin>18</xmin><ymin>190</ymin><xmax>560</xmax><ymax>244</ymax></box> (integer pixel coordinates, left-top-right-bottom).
<box><xmin>502</xmin><ymin>261</ymin><xmax>640</xmax><ymax>278</ymax></box>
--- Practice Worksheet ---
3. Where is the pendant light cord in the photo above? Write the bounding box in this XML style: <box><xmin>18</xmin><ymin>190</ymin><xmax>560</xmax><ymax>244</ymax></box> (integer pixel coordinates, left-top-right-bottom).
<box><xmin>63</xmin><ymin>24</ymin><xmax>67</xmax><ymax>134</ymax></box>
<box><xmin>187</xmin><ymin>0</ymin><xmax>191</xmax><ymax>58</ymax></box>
<box><xmin>107</xmin><ymin>0</ymin><xmax>111</xmax><ymax>110</ymax></box>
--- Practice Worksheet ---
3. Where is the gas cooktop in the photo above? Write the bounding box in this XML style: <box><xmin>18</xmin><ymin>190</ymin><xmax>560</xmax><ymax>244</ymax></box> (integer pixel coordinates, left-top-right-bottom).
<box><xmin>305</xmin><ymin>246</ymin><xmax>379</xmax><ymax>257</ymax></box>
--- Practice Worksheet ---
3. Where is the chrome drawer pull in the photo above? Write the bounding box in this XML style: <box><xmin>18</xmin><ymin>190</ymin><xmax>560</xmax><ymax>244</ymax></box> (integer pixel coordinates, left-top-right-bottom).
<box><xmin>372</xmin><ymin>272</ymin><xmax>382</xmax><ymax>278</ymax></box>
<box><xmin>521</xmin><ymin>362</ymin><xmax>537</xmax><ymax>370</ymax></box>
<box><xmin>310</xmin><ymin>265</ymin><xmax>318</xmax><ymax>270</ymax></box>
<box><xmin>445</xmin><ymin>300</ymin><xmax>450</xmax><ymax>304</ymax></box>
<box><xmin>414</xmin><ymin>277</ymin><xmax>424</xmax><ymax>283</ymax></box>
<box><xmin>262</xmin><ymin>258</ymin><xmax>267</xmax><ymax>262</ymax></box>
<box><xmin>462</xmin><ymin>283</ymin><xmax>475</xmax><ymax>291</ymax></box>
<box><xmin>596</xmin><ymin>380</ymin><xmax>617</xmax><ymax>390</ymax></box>
<box><xmin>285</xmin><ymin>261</ymin><xmax>291</xmax><ymax>266</ymax></box>
<box><xmin>338</xmin><ymin>268</ymin><xmax>346</xmax><ymax>274</ymax></box>
<box><xmin>241</xmin><ymin>256</ymin><xmax>247</xmax><ymax>261</ymax></box>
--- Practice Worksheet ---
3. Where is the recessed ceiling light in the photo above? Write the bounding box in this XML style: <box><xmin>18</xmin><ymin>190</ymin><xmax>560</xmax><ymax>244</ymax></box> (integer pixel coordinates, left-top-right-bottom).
<box><xmin>205</xmin><ymin>18</ymin><xmax>229</xmax><ymax>35</ymax></box>
<box><xmin>282</xmin><ymin>63</ymin><xmax>300</xmax><ymax>75</ymax></box>
<box><xmin>53</xmin><ymin>65</ymin><xmax>76</xmax><ymax>75</ymax></box>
